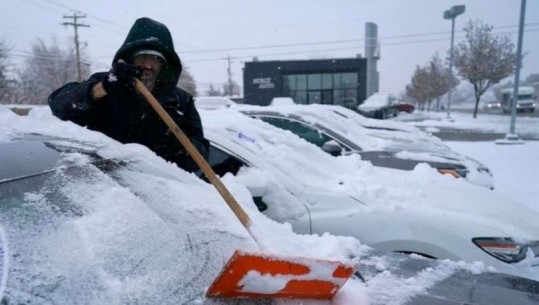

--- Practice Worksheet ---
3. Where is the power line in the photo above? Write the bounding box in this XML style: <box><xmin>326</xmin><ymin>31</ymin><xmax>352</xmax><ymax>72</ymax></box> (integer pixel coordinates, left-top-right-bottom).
<box><xmin>179</xmin><ymin>23</ymin><xmax>539</xmax><ymax>55</ymax></box>
<box><xmin>183</xmin><ymin>28</ymin><xmax>539</xmax><ymax>63</ymax></box>
<box><xmin>43</xmin><ymin>0</ymin><xmax>128</xmax><ymax>31</ymax></box>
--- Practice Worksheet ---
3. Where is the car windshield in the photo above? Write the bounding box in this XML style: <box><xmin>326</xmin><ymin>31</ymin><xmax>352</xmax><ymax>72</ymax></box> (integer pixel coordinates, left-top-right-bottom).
<box><xmin>0</xmin><ymin>137</ymin><xmax>269</xmax><ymax>304</ymax></box>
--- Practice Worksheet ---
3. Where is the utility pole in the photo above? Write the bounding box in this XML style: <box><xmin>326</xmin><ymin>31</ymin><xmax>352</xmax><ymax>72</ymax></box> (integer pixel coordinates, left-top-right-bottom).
<box><xmin>62</xmin><ymin>13</ymin><xmax>89</xmax><ymax>82</ymax></box>
<box><xmin>227</xmin><ymin>55</ymin><xmax>233</xmax><ymax>96</ymax></box>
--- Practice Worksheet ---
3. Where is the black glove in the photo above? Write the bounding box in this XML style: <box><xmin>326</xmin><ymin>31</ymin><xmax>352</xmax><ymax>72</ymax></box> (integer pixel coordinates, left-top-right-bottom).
<box><xmin>101</xmin><ymin>62</ymin><xmax>143</xmax><ymax>95</ymax></box>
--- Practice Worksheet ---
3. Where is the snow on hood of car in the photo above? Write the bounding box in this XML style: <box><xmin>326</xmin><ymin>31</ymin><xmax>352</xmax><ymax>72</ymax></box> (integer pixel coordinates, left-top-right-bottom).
<box><xmin>200</xmin><ymin>109</ymin><xmax>538</xmax><ymax>239</ymax></box>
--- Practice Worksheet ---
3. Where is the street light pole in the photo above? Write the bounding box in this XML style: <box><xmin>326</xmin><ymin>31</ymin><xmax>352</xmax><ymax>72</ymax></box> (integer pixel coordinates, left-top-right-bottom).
<box><xmin>447</xmin><ymin>17</ymin><xmax>456</xmax><ymax>119</ymax></box>
<box><xmin>509</xmin><ymin>0</ymin><xmax>526</xmax><ymax>137</ymax></box>
<box><xmin>444</xmin><ymin>5</ymin><xmax>465</xmax><ymax>119</ymax></box>
<box><xmin>495</xmin><ymin>0</ymin><xmax>526</xmax><ymax>145</ymax></box>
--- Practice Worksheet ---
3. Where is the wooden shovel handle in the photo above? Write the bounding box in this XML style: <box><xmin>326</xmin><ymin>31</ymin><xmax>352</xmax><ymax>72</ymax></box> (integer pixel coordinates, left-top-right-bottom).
<box><xmin>135</xmin><ymin>80</ymin><xmax>252</xmax><ymax>228</ymax></box>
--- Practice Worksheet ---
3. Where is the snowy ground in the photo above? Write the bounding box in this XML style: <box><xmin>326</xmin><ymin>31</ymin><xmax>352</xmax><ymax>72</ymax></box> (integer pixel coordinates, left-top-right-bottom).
<box><xmin>1</xmin><ymin>105</ymin><xmax>538</xmax><ymax>304</ymax></box>
<box><xmin>395</xmin><ymin>111</ymin><xmax>539</xmax><ymax>213</ymax></box>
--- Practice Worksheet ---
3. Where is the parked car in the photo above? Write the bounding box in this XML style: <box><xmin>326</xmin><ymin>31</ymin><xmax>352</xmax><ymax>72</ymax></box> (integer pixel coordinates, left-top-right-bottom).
<box><xmin>236</xmin><ymin>104</ymin><xmax>493</xmax><ymax>190</ymax></box>
<box><xmin>0</xmin><ymin>109</ymin><xmax>364</xmax><ymax>304</ymax></box>
<box><xmin>194</xmin><ymin>96</ymin><xmax>236</xmax><ymax>110</ymax></box>
<box><xmin>199</xmin><ymin>108</ymin><xmax>539</xmax><ymax>282</ymax></box>
<box><xmin>398</xmin><ymin>102</ymin><xmax>415</xmax><ymax>113</ymax></box>
<box><xmin>321</xmin><ymin>104</ymin><xmax>438</xmax><ymax>141</ymax></box>
<box><xmin>357</xmin><ymin>93</ymin><xmax>400</xmax><ymax>119</ymax></box>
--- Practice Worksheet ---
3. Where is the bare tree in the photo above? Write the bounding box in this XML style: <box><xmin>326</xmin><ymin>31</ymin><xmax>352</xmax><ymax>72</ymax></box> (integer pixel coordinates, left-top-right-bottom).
<box><xmin>206</xmin><ymin>83</ymin><xmax>223</xmax><ymax>96</ymax></box>
<box><xmin>523</xmin><ymin>73</ymin><xmax>539</xmax><ymax>85</ymax></box>
<box><xmin>453</xmin><ymin>20</ymin><xmax>516</xmax><ymax>118</ymax></box>
<box><xmin>0</xmin><ymin>41</ymin><xmax>11</xmax><ymax>103</ymax></box>
<box><xmin>428</xmin><ymin>53</ymin><xmax>458</xmax><ymax>112</ymax></box>
<box><xmin>0</xmin><ymin>40</ymin><xmax>19</xmax><ymax>104</ymax></box>
<box><xmin>178</xmin><ymin>67</ymin><xmax>197</xmax><ymax>96</ymax></box>
<box><xmin>405</xmin><ymin>65</ymin><xmax>431</xmax><ymax>111</ymax></box>
<box><xmin>405</xmin><ymin>54</ymin><xmax>459</xmax><ymax>112</ymax></box>
<box><xmin>18</xmin><ymin>37</ymin><xmax>89</xmax><ymax>104</ymax></box>
<box><xmin>222</xmin><ymin>80</ymin><xmax>240</xmax><ymax>96</ymax></box>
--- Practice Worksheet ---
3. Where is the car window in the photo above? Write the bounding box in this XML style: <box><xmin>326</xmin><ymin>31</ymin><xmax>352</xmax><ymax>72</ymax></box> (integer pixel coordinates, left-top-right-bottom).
<box><xmin>259</xmin><ymin>117</ymin><xmax>333</xmax><ymax>148</ymax></box>
<box><xmin>203</xmin><ymin>145</ymin><xmax>247</xmax><ymax>177</ymax></box>
<box><xmin>201</xmin><ymin>145</ymin><xmax>268</xmax><ymax>212</ymax></box>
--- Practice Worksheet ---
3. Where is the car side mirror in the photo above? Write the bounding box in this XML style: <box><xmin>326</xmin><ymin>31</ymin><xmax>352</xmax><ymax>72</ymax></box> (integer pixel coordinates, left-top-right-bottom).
<box><xmin>234</xmin><ymin>175</ymin><xmax>268</xmax><ymax>212</ymax></box>
<box><xmin>234</xmin><ymin>174</ymin><xmax>267</xmax><ymax>197</ymax></box>
<box><xmin>322</xmin><ymin>140</ymin><xmax>343</xmax><ymax>156</ymax></box>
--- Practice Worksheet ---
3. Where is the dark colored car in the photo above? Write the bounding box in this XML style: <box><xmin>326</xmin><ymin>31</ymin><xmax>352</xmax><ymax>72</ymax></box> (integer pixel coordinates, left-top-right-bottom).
<box><xmin>0</xmin><ymin>134</ymin><xmax>273</xmax><ymax>305</ymax></box>
<box><xmin>399</xmin><ymin>102</ymin><xmax>416</xmax><ymax>113</ymax></box>
<box><xmin>357</xmin><ymin>93</ymin><xmax>400</xmax><ymax>119</ymax></box>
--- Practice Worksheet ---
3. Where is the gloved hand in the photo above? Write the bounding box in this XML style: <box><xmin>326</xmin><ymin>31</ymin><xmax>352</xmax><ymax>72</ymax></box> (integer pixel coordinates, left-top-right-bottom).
<box><xmin>101</xmin><ymin>62</ymin><xmax>143</xmax><ymax>95</ymax></box>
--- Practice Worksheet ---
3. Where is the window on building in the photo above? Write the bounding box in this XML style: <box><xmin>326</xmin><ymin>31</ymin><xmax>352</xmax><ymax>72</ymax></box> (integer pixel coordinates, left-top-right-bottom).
<box><xmin>282</xmin><ymin>72</ymin><xmax>358</xmax><ymax>107</ymax></box>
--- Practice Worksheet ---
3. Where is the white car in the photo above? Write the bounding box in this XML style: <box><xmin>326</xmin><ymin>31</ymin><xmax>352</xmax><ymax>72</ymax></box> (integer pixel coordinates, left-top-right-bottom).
<box><xmin>199</xmin><ymin>108</ymin><xmax>539</xmax><ymax>282</ymax></box>
<box><xmin>236</xmin><ymin>104</ymin><xmax>494</xmax><ymax>190</ymax></box>
<box><xmin>194</xmin><ymin>96</ymin><xmax>236</xmax><ymax>110</ymax></box>
<box><xmin>322</xmin><ymin>104</ymin><xmax>437</xmax><ymax>141</ymax></box>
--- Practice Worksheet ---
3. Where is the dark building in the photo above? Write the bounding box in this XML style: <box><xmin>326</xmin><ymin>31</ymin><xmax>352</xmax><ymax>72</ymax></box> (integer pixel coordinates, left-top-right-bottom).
<box><xmin>243</xmin><ymin>58</ymin><xmax>367</xmax><ymax>107</ymax></box>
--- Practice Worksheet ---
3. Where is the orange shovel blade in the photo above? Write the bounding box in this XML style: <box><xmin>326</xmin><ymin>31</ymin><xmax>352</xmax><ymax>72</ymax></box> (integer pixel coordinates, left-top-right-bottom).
<box><xmin>206</xmin><ymin>250</ymin><xmax>357</xmax><ymax>299</ymax></box>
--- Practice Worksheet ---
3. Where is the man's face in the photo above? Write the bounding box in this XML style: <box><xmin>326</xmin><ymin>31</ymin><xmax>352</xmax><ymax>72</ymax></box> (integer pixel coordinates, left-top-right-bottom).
<box><xmin>133</xmin><ymin>54</ymin><xmax>165</xmax><ymax>90</ymax></box>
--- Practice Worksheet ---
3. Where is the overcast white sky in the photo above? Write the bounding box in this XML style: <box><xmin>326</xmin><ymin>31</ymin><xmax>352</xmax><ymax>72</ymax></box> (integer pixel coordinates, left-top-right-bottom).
<box><xmin>1</xmin><ymin>0</ymin><xmax>538</xmax><ymax>95</ymax></box>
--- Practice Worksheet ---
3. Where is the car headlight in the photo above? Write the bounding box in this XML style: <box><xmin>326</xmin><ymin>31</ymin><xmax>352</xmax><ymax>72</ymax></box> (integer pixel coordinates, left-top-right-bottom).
<box><xmin>473</xmin><ymin>237</ymin><xmax>531</xmax><ymax>263</ymax></box>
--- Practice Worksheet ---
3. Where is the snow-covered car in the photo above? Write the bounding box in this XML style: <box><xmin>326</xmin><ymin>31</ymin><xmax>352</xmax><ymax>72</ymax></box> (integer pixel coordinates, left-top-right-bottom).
<box><xmin>237</xmin><ymin>104</ymin><xmax>494</xmax><ymax>189</ymax></box>
<box><xmin>0</xmin><ymin>108</ymin><xmax>366</xmax><ymax>304</ymax></box>
<box><xmin>357</xmin><ymin>93</ymin><xmax>400</xmax><ymax>119</ymax></box>
<box><xmin>199</xmin><ymin>108</ymin><xmax>539</xmax><ymax>282</ymax></box>
<box><xmin>194</xmin><ymin>96</ymin><xmax>236</xmax><ymax>110</ymax></box>
<box><xmin>321</xmin><ymin>104</ymin><xmax>437</xmax><ymax>140</ymax></box>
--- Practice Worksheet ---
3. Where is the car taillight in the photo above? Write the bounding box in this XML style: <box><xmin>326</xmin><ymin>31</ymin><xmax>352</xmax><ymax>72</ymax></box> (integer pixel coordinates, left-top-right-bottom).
<box><xmin>473</xmin><ymin>237</ymin><xmax>529</xmax><ymax>263</ymax></box>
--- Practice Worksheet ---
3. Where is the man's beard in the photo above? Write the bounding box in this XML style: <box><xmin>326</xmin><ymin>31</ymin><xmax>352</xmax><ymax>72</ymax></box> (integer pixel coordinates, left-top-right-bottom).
<box><xmin>141</xmin><ymin>69</ymin><xmax>160</xmax><ymax>91</ymax></box>
<box><xmin>142</xmin><ymin>76</ymin><xmax>156</xmax><ymax>90</ymax></box>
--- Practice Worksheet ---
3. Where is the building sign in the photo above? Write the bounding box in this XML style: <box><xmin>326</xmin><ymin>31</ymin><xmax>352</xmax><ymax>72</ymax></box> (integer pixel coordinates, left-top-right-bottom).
<box><xmin>253</xmin><ymin>77</ymin><xmax>275</xmax><ymax>89</ymax></box>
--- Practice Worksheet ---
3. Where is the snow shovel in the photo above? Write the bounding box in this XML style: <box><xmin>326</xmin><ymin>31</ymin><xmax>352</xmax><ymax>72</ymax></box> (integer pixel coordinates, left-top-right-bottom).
<box><xmin>134</xmin><ymin>79</ymin><xmax>357</xmax><ymax>299</ymax></box>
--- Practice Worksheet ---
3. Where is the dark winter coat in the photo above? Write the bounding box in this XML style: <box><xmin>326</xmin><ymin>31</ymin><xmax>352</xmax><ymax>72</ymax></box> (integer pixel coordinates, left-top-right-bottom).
<box><xmin>48</xmin><ymin>18</ymin><xmax>209</xmax><ymax>172</ymax></box>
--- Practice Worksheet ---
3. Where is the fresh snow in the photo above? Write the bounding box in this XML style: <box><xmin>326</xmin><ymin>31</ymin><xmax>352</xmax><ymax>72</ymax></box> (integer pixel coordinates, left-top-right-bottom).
<box><xmin>1</xmin><ymin>105</ymin><xmax>538</xmax><ymax>304</ymax></box>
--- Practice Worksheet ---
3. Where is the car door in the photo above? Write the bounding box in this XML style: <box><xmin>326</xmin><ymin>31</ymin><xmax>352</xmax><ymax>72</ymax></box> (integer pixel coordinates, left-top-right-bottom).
<box><xmin>204</xmin><ymin>143</ymin><xmax>313</xmax><ymax>234</ymax></box>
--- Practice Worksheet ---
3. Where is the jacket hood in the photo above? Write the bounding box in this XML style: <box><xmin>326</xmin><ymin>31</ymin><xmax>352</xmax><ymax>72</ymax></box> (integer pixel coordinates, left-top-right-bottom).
<box><xmin>113</xmin><ymin>17</ymin><xmax>182</xmax><ymax>91</ymax></box>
